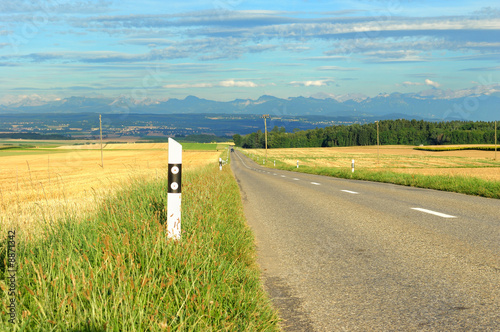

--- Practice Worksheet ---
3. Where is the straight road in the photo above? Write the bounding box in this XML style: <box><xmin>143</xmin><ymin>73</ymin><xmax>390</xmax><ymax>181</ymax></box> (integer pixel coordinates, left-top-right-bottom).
<box><xmin>230</xmin><ymin>150</ymin><xmax>500</xmax><ymax>331</ymax></box>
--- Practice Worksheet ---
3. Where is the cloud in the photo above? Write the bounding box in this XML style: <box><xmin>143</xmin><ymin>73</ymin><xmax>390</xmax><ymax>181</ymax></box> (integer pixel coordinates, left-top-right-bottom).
<box><xmin>248</xmin><ymin>44</ymin><xmax>277</xmax><ymax>53</ymax></box>
<box><xmin>0</xmin><ymin>0</ymin><xmax>112</xmax><ymax>14</ymax></box>
<box><xmin>5</xmin><ymin>9</ymin><xmax>499</xmax><ymax>66</ymax></box>
<box><xmin>361</xmin><ymin>50</ymin><xmax>429</xmax><ymax>63</ymax></box>
<box><xmin>317</xmin><ymin>66</ymin><xmax>360</xmax><ymax>71</ymax></box>
<box><xmin>460</xmin><ymin>65</ymin><xmax>500</xmax><ymax>72</ymax></box>
<box><xmin>219</xmin><ymin>80</ymin><xmax>258</xmax><ymax>87</ymax></box>
<box><xmin>425</xmin><ymin>79</ymin><xmax>440</xmax><ymax>88</ymax></box>
<box><xmin>0</xmin><ymin>62</ymin><xmax>20</xmax><ymax>67</ymax></box>
<box><xmin>400</xmin><ymin>81</ymin><xmax>423</xmax><ymax>87</ymax></box>
<box><xmin>289</xmin><ymin>79</ymin><xmax>334</xmax><ymax>87</ymax></box>
<box><xmin>164</xmin><ymin>80</ymin><xmax>259</xmax><ymax>88</ymax></box>
<box><xmin>398</xmin><ymin>79</ymin><xmax>441</xmax><ymax>88</ymax></box>
<box><xmin>87</xmin><ymin>10</ymin><xmax>301</xmax><ymax>30</ymax></box>
<box><xmin>164</xmin><ymin>83</ymin><xmax>214</xmax><ymax>88</ymax></box>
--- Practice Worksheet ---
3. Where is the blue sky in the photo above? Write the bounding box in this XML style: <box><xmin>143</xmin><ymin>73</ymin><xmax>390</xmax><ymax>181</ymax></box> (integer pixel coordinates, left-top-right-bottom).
<box><xmin>0</xmin><ymin>0</ymin><xmax>499</xmax><ymax>103</ymax></box>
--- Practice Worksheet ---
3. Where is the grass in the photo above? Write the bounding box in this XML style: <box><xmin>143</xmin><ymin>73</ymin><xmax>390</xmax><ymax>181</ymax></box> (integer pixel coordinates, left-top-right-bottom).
<box><xmin>0</xmin><ymin>140</ymin><xmax>65</xmax><ymax>148</ymax></box>
<box><xmin>0</xmin><ymin>164</ymin><xmax>279</xmax><ymax>331</ymax></box>
<box><xmin>181</xmin><ymin>143</ymin><xmax>218</xmax><ymax>151</ymax></box>
<box><xmin>0</xmin><ymin>148</ymin><xmax>68</xmax><ymax>157</ymax></box>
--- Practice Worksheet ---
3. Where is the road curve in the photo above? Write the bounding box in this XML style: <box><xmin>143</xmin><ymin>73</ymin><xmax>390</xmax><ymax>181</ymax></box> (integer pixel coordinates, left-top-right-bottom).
<box><xmin>230</xmin><ymin>150</ymin><xmax>500</xmax><ymax>331</ymax></box>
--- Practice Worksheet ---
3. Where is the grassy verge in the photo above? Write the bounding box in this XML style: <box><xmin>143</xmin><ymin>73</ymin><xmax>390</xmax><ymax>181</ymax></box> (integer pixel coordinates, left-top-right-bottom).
<box><xmin>1</xmin><ymin>164</ymin><xmax>279</xmax><ymax>331</ymax></box>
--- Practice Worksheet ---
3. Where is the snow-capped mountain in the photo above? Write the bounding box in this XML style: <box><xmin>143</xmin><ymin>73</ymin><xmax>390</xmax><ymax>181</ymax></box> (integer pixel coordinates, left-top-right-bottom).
<box><xmin>1</xmin><ymin>85</ymin><xmax>499</xmax><ymax>121</ymax></box>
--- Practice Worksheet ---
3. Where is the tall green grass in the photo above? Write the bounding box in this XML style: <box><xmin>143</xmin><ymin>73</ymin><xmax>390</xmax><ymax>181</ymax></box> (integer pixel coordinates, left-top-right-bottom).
<box><xmin>1</xmin><ymin>165</ymin><xmax>279</xmax><ymax>331</ymax></box>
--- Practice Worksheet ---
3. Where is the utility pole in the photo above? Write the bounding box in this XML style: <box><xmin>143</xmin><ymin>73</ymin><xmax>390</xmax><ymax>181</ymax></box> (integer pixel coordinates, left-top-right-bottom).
<box><xmin>495</xmin><ymin>120</ymin><xmax>497</xmax><ymax>161</ymax></box>
<box><xmin>375</xmin><ymin>120</ymin><xmax>380</xmax><ymax>164</ymax></box>
<box><xmin>262</xmin><ymin>114</ymin><xmax>270</xmax><ymax>164</ymax></box>
<box><xmin>99</xmin><ymin>114</ymin><xmax>103</xmax><ymax>168</ymax></box>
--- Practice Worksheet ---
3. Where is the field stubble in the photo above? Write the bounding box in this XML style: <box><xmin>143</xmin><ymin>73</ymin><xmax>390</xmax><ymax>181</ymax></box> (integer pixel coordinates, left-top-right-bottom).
<box><xmin>247</xmin><ymin>145</ymin><xmax>500</xmax><ymax>182</ymax></box>
<box><xmin>0</xmin><ymin>142</ymin><xmax>221</xmax><ymax>242</ymax></box>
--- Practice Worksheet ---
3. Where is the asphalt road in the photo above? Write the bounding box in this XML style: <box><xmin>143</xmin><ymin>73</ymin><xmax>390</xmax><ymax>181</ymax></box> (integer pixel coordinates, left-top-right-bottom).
<box><xmin>230</xmin><ymin>150</ymin><xmax>500</xmax><ymax>331</ymax></box>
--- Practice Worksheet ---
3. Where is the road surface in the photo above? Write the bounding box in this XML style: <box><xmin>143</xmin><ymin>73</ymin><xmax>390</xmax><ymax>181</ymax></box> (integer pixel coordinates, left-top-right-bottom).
<box><xmin>231</xmin><ymin>150</ymin><xmax>500</xmax><ymax>331</ymax></box>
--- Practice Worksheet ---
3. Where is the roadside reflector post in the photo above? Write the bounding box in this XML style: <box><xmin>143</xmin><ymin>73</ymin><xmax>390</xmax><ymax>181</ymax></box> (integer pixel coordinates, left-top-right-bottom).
<box><xmin>297</xmin><ymin>160</ymin><xmax>299</xmax><ymax>168</ymax></box>
<box><xmin>351</xmin><ymin>159</ymin><xmax>355</xmax><ymax>173</ymax></box>
<box><xmin>274</xmin><ymin>160</ymin><xmax>276</xmax><ymax>167</ymax></box>
<box><xmin>167</xmin><ymin>138</ymin><xmax>182</xmax><ymax>240</ymax></box>
<box><xmin>219</xmin><ymin>157</ymin><xmax>222</xmax><ymax>171</ymax></box>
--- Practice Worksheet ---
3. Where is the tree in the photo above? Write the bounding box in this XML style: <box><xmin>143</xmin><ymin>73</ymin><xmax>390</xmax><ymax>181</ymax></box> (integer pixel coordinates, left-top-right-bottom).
<box><xmin>233</xmin><ymin>134</ymin><xmax>242</xmax><ymax>147</ymax></box>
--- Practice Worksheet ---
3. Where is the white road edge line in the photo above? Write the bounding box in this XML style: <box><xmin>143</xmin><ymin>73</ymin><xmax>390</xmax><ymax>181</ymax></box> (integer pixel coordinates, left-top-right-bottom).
<box><xmin>411</xmin><ymin>208</ymin><xmax>457</xmax><ymax>219</ymax></box>
<box><xmin>311</xmin><ymin>182</ymin><xmax>321</xmax><ymax>185</ymax></box>
<box><xmin>341</xmin><ymin>190</ymin><xmax>359</xmax><ymax>194</ymax></box>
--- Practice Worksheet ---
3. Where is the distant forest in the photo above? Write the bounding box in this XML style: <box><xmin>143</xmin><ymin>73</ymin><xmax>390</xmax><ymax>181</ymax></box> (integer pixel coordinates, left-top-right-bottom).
<box><xmin>0</xmin><ymin>133</ymin><xmax>70</xmax><ymax>140</ymax></box>
<box><xmin>234</xmin><ymin>120</ymin><xmax>499</xmax><ymax>148</ymax></box>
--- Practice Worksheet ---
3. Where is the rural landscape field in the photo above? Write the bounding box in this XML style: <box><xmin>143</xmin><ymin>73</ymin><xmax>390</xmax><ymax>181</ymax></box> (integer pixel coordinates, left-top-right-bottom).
<box><xmin>240</xmin><ymin>144</ymin><xmax>500</xmax><ymax>200</ymax></box>
<box><xmin>244</xmin><ymin>145</ymin><xmax>500</xmax><ymax>181</ymax></box>
<box><xmin>0</xmin><ymin>141</ymin><xmax>224</xmax><ymax>240</ymax></box>
<box><xmin>1</xmin><ymin>140</ymin><xmax>282</xmax><ymax>330</ymax></box>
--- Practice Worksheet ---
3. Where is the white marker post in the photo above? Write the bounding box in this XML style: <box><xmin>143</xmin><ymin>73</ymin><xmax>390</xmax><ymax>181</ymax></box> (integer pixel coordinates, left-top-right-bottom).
<box><xmin>297</xmin><ymin>160</ymin><xmax>299</xmax><ymax>168</ymax></box>
<box><xmin>219</xmin><ymin>157</ymin><xmax>223</xmax><ymax>171</ymax></box>
<box><xmin>167</xmin><ymin>138</ymin><xmax>182</xmax><ymax>240</ymax></box>
<box><xmin>351</xmin><ymin>159</ymin><xmax>355</xmax><ymax>173</ymax></box>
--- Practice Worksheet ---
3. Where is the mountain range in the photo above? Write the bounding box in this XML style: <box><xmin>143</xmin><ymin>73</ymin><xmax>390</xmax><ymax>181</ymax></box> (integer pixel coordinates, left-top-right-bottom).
<box><xmin>1</xmin><ymin>87</ymin><xmax>499</xmax><ymax>122</ymax></box>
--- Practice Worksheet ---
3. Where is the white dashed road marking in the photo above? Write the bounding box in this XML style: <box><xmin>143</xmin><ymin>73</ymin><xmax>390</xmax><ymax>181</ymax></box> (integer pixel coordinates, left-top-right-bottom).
<box><xmin>411</xmin><ymin>208</ymin><xmax>457</xmax><ymax>219</ymax></box>
<box><xmin>341</xmin><ymin>190</ymin><xmax>359</xmax><ymax>194</ymax></box>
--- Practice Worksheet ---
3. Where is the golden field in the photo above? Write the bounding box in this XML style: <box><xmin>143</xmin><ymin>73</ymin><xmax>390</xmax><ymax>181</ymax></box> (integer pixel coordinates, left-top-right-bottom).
<box><xmin>1</xmin><ymin>142</ymin><xmax>222</xmax><ymax>240</ymax></box>
<box><xmin>246</xmin><ymin>145</ymin><xmax>500</xmax><ymax>181</ymax></box>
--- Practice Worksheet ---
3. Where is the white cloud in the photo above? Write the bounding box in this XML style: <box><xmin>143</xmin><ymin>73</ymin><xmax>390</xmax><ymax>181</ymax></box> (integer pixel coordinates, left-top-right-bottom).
<box><xmin>289</xmin><ymin>79</ymin><xmax>334</xmax><ymax>87</ymax></box>
<box><xmin>164</xmin><ymin>80</ymin><xmax>258</xmax><ymax>89</ymax></box>
<box><xmin>317</xmin><ymin>66</ymin><xmax>360</xmax><ymax>71</ymax></box>
<box><xmin>399</xmin><ymin>81</ymin><xmax>423</xmax><ymax>87</ymax></box>
<box><xmin>219</xmin><ymin>80</ymin><xmax>257</xmax><ymax>87</ymax></box>
<box><xmin>425</xmin><ymin>79</ymin><xmax>441</xmax><ymax>88</ymax></box>
<box><xmin>163</xmin><ymin>82</ymin><xmax>214</xmax><ymax>88</ymax></box>
<box><xmin>398</xmin><ymin>79</ymin><xmax>441</xmax><ymax>88</ymax></box>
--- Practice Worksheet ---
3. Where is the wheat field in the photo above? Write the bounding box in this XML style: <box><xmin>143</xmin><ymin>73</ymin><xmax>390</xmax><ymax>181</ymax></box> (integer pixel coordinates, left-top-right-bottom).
<box><xmin>248</xmin><ymin>145</ymin><xmax>500</xmax><ymax>181</ymax></box>
<box><xmin>0</xmin><ymin>142</ymin><xmax>222</xmax><ymax>241</ymax></box>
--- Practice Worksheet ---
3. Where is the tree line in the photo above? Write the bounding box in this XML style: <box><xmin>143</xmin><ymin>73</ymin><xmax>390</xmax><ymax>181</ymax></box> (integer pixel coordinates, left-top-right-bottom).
<box><xmin>0</xmin><ymin>132</ymin><xmax>71</xmax><ymax>140</ymax></box>
<box><xmin>233</xmin><ymin>119</ymin><xmax>498</xmax><ymax>149</ymax></box>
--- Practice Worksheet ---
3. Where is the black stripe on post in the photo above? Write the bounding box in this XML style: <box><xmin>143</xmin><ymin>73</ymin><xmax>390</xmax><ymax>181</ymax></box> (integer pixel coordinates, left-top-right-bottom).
<box><xmin>168</xmin><ymin>164</ymin><xmax>182</xmax><ymax>194</ymax></box>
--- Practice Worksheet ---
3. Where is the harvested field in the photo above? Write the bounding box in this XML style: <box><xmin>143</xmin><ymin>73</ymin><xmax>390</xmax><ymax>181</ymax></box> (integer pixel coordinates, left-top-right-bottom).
<box><xmin>0</xmin><ymin>142</ymin><xmax>221</xmax><ymax>240</ymax></box>
<box><xmin>56</xmin><ymin>142</ymin><xmax>169</xmax><ymax>150</ymax></box>
<box><xmin>245</xmin><ymin>145</ymin><xmax>500</xmax><ymax>181</ymax></box>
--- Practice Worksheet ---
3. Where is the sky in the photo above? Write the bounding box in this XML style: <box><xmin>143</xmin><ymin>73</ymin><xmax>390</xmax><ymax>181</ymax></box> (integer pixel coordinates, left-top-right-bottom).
<box><xmin>0</xmin><ymin>0</ymin><xmax>499</xmax><ymax>104</ymax></box>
